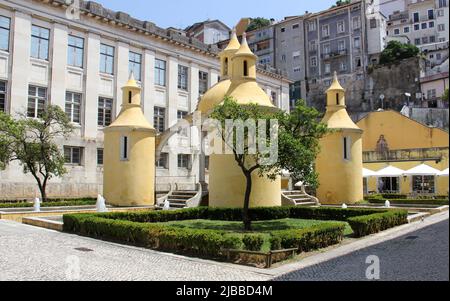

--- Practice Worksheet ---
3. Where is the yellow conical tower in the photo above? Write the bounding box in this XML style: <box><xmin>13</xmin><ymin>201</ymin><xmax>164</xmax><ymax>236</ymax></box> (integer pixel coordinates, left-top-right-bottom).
<box><xmin>315</xmin><ymin>72</ymin><xmax>364</xmax><ymax>204</ymax></box>
<box><xmin>103</xmin><ymin>73</ymin><xmax>156</xmax><ymax>207</ymax></box>
<box><xmin>208</xmin><ymin>33</ymin><xmax>281</xmax><ymax>208</ymax></box>
<box><xmin>197</xmin><ymin>29</ymin><xmax>240</xmax><ymax>114</ymax></box>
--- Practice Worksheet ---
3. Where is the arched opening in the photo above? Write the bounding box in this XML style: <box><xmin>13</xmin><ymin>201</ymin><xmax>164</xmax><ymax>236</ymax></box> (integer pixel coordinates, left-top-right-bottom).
<box><xmin>243</xmin><ymin>60</ymin><xmax>248</xmax><ymax>76</ymax></box>
<box><xmin>336</xmin><ymin>93</ymin><xmax>339</xmax><ymax>105</ymax></box>
<box><xmin>224</xmin><ymin>58</ymin><xmax>228</xmax><ymax>75</ymax></box>
<box><xmin>128</xmin><ymin>91</ymin><xmax>132</xmax><ymax>104</ymax></box>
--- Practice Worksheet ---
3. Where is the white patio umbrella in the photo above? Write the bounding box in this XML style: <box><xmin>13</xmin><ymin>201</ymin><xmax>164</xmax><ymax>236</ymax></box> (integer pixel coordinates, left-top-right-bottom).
<box><xmin>403</xmin><ymin>164</ymin><xmax>441</xmax><ymax>176</ymax></box>
<box><xmin>438</xmin><ymin>168</ymin><xmax>449</xmax><ymax>176</ymax></box>
<box><xmin>375</xmin><ymin>165</ymin><xmax>405</xmax><ymax>177</ymax></box>
<box><xmin>363</xmin><ymin>168</ymin><xmax>378</xmax><ymax>178</ymax></box>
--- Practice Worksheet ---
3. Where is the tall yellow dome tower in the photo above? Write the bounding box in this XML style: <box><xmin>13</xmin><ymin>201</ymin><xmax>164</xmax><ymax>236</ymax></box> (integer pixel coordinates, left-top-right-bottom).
<box><xmin>315</xmin><ymin>72</ymin><xmax>363</xmax><ymax>204</ymax></box>
<box><xmin>103</xmin><ymin>74</ymin><xmax>156</xmax><ymax>207</ymax></box>
<box><xmin>207</xmin><ymin>33</ymin><xmax>281</xmax><ymax>208</ymax></box>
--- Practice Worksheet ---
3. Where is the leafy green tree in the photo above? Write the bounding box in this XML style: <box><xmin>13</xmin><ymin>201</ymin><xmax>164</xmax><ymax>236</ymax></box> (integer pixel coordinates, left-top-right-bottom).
<box><xmin>332</xmin><ymin>0</ymin><xmax>351</xmax><ymax>7</ymax></box>
<box><xmin>379</xmin><ymin>41</ymin><xmax>420</xmax><ymax>65</ymax></box>
<box><xmin>0</xmin><ymin>106</ymin><xmax>74</xmax><ymax>201</ymax></box>
<box><xmin>210</xmin><ymin>97</ymin><xmax>327</xmax><ymax>230</ymax></box>
<box><xmin>246</xmin><ymin>17</ymin><xmax>272</xmax><ymax>32</ymax></box>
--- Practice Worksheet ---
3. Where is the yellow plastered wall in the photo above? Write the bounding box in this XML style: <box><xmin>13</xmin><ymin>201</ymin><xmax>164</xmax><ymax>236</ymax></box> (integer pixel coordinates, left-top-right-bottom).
<box><xmin>209</xmin><ymin>154</ymin><xmax>281</xmax><ymax>208</ymax></box>
<box><xmin>103</xmin><ymin>130</ymin><xmax>155</xmax><ymax>207</ymax></box>
<box><xmin>316</xmin><ymin>131</ymin><xmax>364</xmax><ymax>204</ymax></box>
<box><xmin>357</xmin><ymin>110</ymin><xmax>449</xmax><ymax>151</ymax></box>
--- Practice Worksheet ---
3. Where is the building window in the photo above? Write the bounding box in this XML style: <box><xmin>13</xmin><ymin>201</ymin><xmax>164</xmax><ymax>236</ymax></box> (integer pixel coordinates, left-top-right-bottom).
<box><xmin>324</xmin><ymin>63</ymin><xmax>331</xmax><ymax>74</ymax></box>
<box><xmin>156</xmin><ymin>153</ymin><xmax>168</xmax><ymax>169</ymax></box>
<box><xmin>421</xmin><ymin>23</ymin><xmax>427</xmax><ymax>30</ymax></box>
<box><xmin>340</xmin><ymin>62</ymin><xmax>347</xmax><ymax>71</ymax></box>
<box><xmin>338</xmin><ymin>40</ymin><xmax>346</xmax><ymax>51</ymax></box>
<box><xmin>97</xmin><ymin>148</ymin><xmax>104</xmax><ymax>165</ymax></box>
<box><xmin>0</xmin><ymin>16</ymin><xmax>10</xmax><ymax>51</ymax></box>
<box><xmin>415</xmin><ymin>38</ymin><xmax>421</xmax><ymax>45</ymax></box>
<box><xmin>309</xmin><ymin>40</ymin><xmax>317</xmax><ymax>52</ymax></box>
<box><xmin>199</xmin><ymin>71</ymin><xmax>208</xmax><ymax>94</ymax></box>
<box><xmin>31</xmin><ymin>25</ymin><xmax>50</xmax><ymax>60</ymax></box>
<box><xmin>64</xmin><ymin>146</ymin><xmax>83</xmax><ymax>165</ymax></box>
<box><xmin>413</xmin><ymin>12</ymin><xmax>419</xmax><ymax>23</ymax></box>
<box><xmin>422</xmin><ymin>37</ymin><xmax>429</xmax><ymax>44</ymax></box>
<box><xmin>98</xmin><ymin>97</ymin><xmax>112</xmax><ymax>127</ymax></box>
<box><xmin>354</xmin><ymin>37</ymin><xmax>361</xmax><ymax>49</ymax></box>
<box><xmin>430</xmin><ymin>36</ymin><xmax>436</xmax><ymax>43</ymax></box>
<box><xmin>412</xmin><ymin>175</ymin><xmax>435</xmax><ymax>194</ymax></box>
<box><xmin>67</xmin><ymin>35</ymin><xmax>84</xmax><ymax>68</ymax></box>
<box><xmin>394</xmin><ymin>28</ymin><xmax>400</xmax><ymax>35</ymax></box>
<box><xmin>178</xmin><ymin>154</ymin><xmax>190</xmax><ymax>169</ymax></box>
<box><xmin>271</xmin><ymin>91</ymin><xmax>277</xmax><ymax>104</ymax></box>
<box><xmin>427</xmin><ymin>89</ymin><xmax>437</xmax><ymax>100</ymax></box>
<box><xmin>243</xmin><ymin>60</ymin><xmax>248</xmax><ymax>76</ymax></box>
<box><xmin>177</xmin><ymin>110</ymin><xmax>188</xmax><ymax>136</ymax></box>
<box><xmin>129</xmin><ymin>51</ymin><xmax>141</xmax><ymax>81</ymax></box>
<box><xmin>322</xmin><ymin>24</ymin><xmax>330</xmax><ymax>37</ymax></box>
<box><xmin>27</xmin><ymin>86</ymin><xmax>46</xmax><ymax>118</ymax></box>
<box><xmin>0</xmin><ymin>80</ymin><xmax>6</xmax><ymax>112</ymax></box>
<box><xmin>355</xmin><ymin>57</ymin><xmax>362</xmax><ymax>68</ymax></box>
<box><xmin>308</xmin><ymin>21</ymin><xmax>316</xmax><ymax>31</ymax></box>
<box><xmin>177</xmin><ymin>65</ymin><xmax>189</xmax><ymax>91</ymax></box>
<box><xmin>323</xmin><ymin>44</ymin><xmax>331</xmax><ymax>55</ymax></box>
<box><xmin>100</xmin><ymin>44</ymin><xmax>114</xmax><ymax>74</ymax></box>
<box><xmin>65</xmin><ymin>92</ymin><xmax>82</xmax><ymax>124</ymax></box>
<box><xmin>154</xmin><ymin>107</ymin><xmax>165</xmax><ymax>133</ymax></box>
<box><xmin>369</xmin><ymin>18</ymin><xmax>377</xmax><ymax>29</ymax></box>
<box><xmin>429</xmin><ymin>21</ymin><xmax>435</xmax><ymax>28</ymax></box>
<box><xmin>337</xmin><ymin>21</ymin><xmax>345</xmax><ymax>33</ymax></box>
<box><xmin>310</xmin><ymin>56</ymin><xmax>317</xmax><ymax>67</ymax></box>
<box><xmin>155</xmin><ymin>59</ymin><xmax>166</xmax><ymax>86</ymax></box>
<box><xmin>414</xmin><ymin>24</ymin><xmax>420</xmax><ymax>31</ymax></box>
<box><xmin>352</xmin><ymin>16</ymin><xmax>361</xmax><ymax>30</ymax></box>
<box><xmin>343</xmin><ymin>136</ymin><xmax>351</xmax><ymax>160</ymax></box>
<box><xmin>404</xmin><ymin>26</ymin><xmax>410</xmax><ymax>33</ymax></box>
<box><xmin>439</xmin><ymin>0</ymin><xmax>447</xmax><ymax>8</ymax></box>
<box><xmin>120</xmin><ymin>136</ymin><xmax>129</xmax><ymax>161</ymax></box>
<box><xmin>437</xmin><ymin>9</ymin><xmax>445</xmax><ymax>17</ymax></box>
<box><xmin>438</xmin><ymin>24</ymin><xmax>445</xmax><ymax>32</ymax></box>
<box><xmin>292</xmin><ymin>24</ymin><xmax>299</xmax><ymax>29</ymax></box>
<box><xmin>428</xmin><ymin>9</ymin><xmax>434</xmax><ymax>20</ymax></box>
<box><xmin>378</xmin><ymin>177</ymin><xmax>399</xmax><ymax>193</ymax></box>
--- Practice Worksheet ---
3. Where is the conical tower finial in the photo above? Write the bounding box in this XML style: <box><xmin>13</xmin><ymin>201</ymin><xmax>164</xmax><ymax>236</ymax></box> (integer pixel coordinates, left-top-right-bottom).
<box><xmin>326</xmin><ymin>71</ymin><xmax>344</xmax><ymax>92</ymax></box>
<box><xmin>235</xmin><ymin>31</ymin><xmax>255</xmax><ymax>57</ymax></box>
<box><xmin>223</xmin><ymin>27</ymin><xmax>241</xmax><ymax>51</ymax></box>
<box><xmin>125</xmin><ymin>72</ymin><xmax>139</xmax><ymax>88</ymax></box>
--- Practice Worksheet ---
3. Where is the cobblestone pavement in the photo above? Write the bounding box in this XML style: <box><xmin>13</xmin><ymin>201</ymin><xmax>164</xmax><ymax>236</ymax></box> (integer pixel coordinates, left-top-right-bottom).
<box><xmin>0</xmin><ymin>220</ymin><xmax>269</xmax><ymax>281</ymax></box>
<box><xmin>274</xmin><ymin>219</ymin><xmax>449</xmax><ymax>281</ymax></box>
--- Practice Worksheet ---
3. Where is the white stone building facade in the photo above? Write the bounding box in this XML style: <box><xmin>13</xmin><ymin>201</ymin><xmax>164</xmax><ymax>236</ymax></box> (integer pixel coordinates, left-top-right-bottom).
<box><xmin>0</xmin><ymin>0</ymin><xmax>291</xmax><ymax>200</ymax></box>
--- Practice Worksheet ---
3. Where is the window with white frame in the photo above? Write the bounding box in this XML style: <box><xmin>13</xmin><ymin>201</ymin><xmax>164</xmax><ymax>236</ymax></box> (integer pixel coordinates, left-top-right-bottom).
<box><xmin>322</xmin><ymin>24</ymin><xmax>330</xmax><ymax>37</ymax></box>
<box><xmin>404</xmin><ymin>26</ymin><xmax>410</xmax><ymax>33</ymax></box>
<box><xmin>97</xmin><ymin>148</ymin><xmax>103</xmax><ymax>165</ymax></box>
<box><xmin>337</xmin><ymin>20</ymin><xmax>345</xmax><ymax>33</ymax></box>
<box><xmin>199</xmin><ymin>71</ymin><xmax>208</xmax><ymax>94</ymax></box>
<box><xmin>414</xmin><ymin>24</ymin><xmax>420</xmax><ymax>31</ymax></box>
<box><xmin>427</xmin><ymin>89</ymin><xmax>437</xmax><ymax>100</ymax></box>
<box><xmin>27</xmin><ymin>86</ymin><xmax>46</xmax><ymax>118</ymax></box>
<box><xmin>100</xmin><ymin>44</ymin><xmax>114</xmax><ymax>74</ymax></box>
<box><xmin>338</xmin><ymin>40</ymin><xmax>346</xmax><ymax>51</ymax></box>
<box><xmin>156</xmin><ymin>153</ymin><xmax>168</xmax><ymax>169</ymax></box>
<box><xmin>421</xmin><ymin>23</ymin><xmax>427</xmax><ymax>30</ymax></box>
<box><xmin>155</xmin><ymin>59</ymin><xmax>166</xmax><ymax>86</ymax></box>
<box><xmin>64</xmin><ymin>146</ymin><xmax>83</xmax><ymax>165</ymax></box>
<box><xmin>323</xmin><ymin>44</ymin><xmax>331</xmax><ymax>54</ymax></box>
<box><xmin>308</xmin><ymin>21</ymin><xmax>316</xmax><ymax>31</ymax></box>
<box><xmin>413</xmin><ymin>12</ymin><xmax>419</xmax><ymax>23</ymax></box>
<box><xmin>178</xmin><ymin>154</ymin><xmax>190</xmax><ymax>169</ymax></box>
<box><xmin>178</xmin><ymin>65</ymin><xmax>189</xmax><ymax>91</ymax></box>
<box><xmin>340</xmin><ymin>61</ymin><xmax>347</xmax><ymax>71</ymax></box>
<box><xmin>309</xmin><ymin>40</ymin><xmax>317</xmax><ymax>51</ymax></box>
<box><xmin>428</xmin><ymin>9</ymin><xmax>434</xmax><ymax>20</ymax></box>
<box><xmin>354</xmin><ymin>37</ymin><xmax>361</xmax><ymax>49</ymax></box>
<box><xmin>352</xmin><ymin>16</ymin><xmax>361</xmax><ymax>30</ymax></box>
<box><xmin>324</xmin><ymin>63</ymin><xmax>331</xmax><ymax>74</ymax></box>
<box><xmin>438</xmin><ymin>24</ymin><xmax>445</xmax><ymax>32</ymax></box>
<box><xmin>129</xmin><ymin>51</ymin><xmax>141</xmax><ymax>81</ymax></box>
<box><xmin>0</xmin><ymin>16</ymin><xmax>10</xmax><ymax>51</ymax></box>
<box><xmin>177</xmin><ymin>110</ymin><xmax>188</xmax><ymax>136</ymax></box>
<box><xmin>31</xmin><ymin>25</ymin><xmax>50</xmax><ymax>60</ymax></box>
<box><xmin>154</xmin><ymin>107</ymin><xmax>165</xmax><ymax>133</ymax></box>
<box><xmin>65</xmin><ymin>91</ymin><xmax>82</xmax><ymax>124</ymax></box>
<box><xmin>67</xmin><ymin>35</ymin><xmax>84</xmax><ymax>68</ymax></box>
<box><xmin>98</xmin><ymin>97</ymin><xmax>112</xmax><ymax>127</ymax></box>
<box><xmin>120</xmin><ymin>136</ymin><xmax>129</xmax><ymax>161</ymax></box>
<box><xmin>310</xmin><ymin>56</ymin><xmax>317</xmax><ymax>67</ymax></box>
<box><xmin>0</xmin><ymin>80</ymin><xmax>6</xmax><ymax>112</ymax></box>
<box><xmin>394</xmin><ymin>28</ymin><xmax>400</xmax><ymax>35</ymax></box>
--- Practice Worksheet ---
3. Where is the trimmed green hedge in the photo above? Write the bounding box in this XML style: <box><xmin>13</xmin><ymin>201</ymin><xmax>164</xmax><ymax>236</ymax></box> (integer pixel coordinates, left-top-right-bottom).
<box><xmin>348</xmin><ymin>210</ymin><xmax>408</xmax><ymax>238</ymax></box>
<box><xmin>367</xmin><ymin>198</ymin><xmax>449</xmax><ymax>206</ymax></box>
<box><xmin>242</xmin><ymin>234</ymin><xmax>265</xmax><ymax>251</ymax></box>
<box><xmin>270</xmin><ymin>222</ymin><xmax>346</xmax><ymax>251</ymax></box>
<box><xmin>0</xmin><ymin>199</ymin><xmax>97</xmax><ymax>209</ymax></box>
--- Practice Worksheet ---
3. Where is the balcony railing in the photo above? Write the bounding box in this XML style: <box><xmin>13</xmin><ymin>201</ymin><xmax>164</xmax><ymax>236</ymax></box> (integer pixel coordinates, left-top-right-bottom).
<box><xmin>321</xmin><ymin>49</ymin><xmax>348</xmax><ymax>59</ymax></box>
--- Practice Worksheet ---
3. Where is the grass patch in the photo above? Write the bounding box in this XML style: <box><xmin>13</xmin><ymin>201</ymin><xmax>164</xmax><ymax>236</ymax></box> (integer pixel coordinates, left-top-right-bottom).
<box><xmin>156</xmin><ymin>218</ymin><xmax>353</xmax><ymax>252</ymax></box>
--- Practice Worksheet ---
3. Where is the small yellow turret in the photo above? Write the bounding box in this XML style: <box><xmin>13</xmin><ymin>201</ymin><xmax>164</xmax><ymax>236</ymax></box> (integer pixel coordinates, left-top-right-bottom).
<box><xmin>315</xmin><ymin>72</ymin><xmax>364</xmax><ymax>204</ymax></box>
<box><xmin>231</xmin><ymin>32</ymin><xmax>257</xmax><ymax>80</ymax></box>
<box><xmin>219</xmin><ymin>28</ymin><xmax>241</xmax><ymax>79</ymax></box>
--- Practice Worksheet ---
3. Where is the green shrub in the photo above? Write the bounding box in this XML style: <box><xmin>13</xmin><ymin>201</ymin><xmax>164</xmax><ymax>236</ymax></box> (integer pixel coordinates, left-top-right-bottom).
<box><xmin>367</xmin><ymin>198</ymin><xmax>448</xmax><ymax>206</ymax></box>
<box><xmin>289</xmin><ymin>206</ymin><xmax>384</xmax><ymax>221</ymax></box>
<box><xmin>270</xmin><ymin>222</ymin><xmax>346</xmax><ymax>252</ymax></box>
<box><xmin>269</xmin><ymin>236</ymin><xmax>282</xmax><ymax>251</ymax></box>
<box><xmin>347</xmin><ymin>210</ymin><xmax>408</xmax><ymax>238</ymax></box>
<box><xmin>0</xmin><ymin>198</ymin><xmax>96</xmax><ymax>209</ymax></box>
<box><xmin>242</xmin><ymin>234</ymin><xmax>265</xmax><ymax>251</ymax></box>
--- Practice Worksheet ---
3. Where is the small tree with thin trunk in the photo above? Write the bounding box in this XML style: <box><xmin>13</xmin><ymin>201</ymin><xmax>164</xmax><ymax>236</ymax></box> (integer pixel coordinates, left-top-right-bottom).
<box><xmin>210</xmin><ymin>97</ymin><xmax>327</xmax><ymax>230</ymax></box>
<box><xmin>0</xmin><ymin>105</ymin><xmax>74</xmax><ymax>201</ymax></box>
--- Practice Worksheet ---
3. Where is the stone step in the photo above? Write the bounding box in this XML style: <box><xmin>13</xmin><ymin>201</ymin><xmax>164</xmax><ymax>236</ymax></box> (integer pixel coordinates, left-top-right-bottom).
<box><xmin>294</xmin><ymin>202</ymin><xmax>317</xmax><ymax>206</ymax></box>
<box><xmin>169</xmin><ymin>203</ymin><xmax>187</xmax><ymax>208</ymax></box>
<box><xmin>167</xmin><ymin>200</ymin><xmax>188</xmax><ymax>204</ymax></box>
<box><xmin>292</xmin><ymin>198</ymin><xmax>312</xmax><ymax>202</ymax></box>
<box><xmin>168</xmin><ymin>196</ymin><xmax>192</xmax><ymax>201</ymax></box>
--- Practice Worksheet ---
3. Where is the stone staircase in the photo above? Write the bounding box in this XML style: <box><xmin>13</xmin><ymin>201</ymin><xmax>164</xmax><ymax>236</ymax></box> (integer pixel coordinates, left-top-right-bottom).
<box><xmin>165</xmin><ymin>191</ymin><xmax>198</xmax><ymax>209</ymax></box>
<box><xmin>156</xmin><ymin>183</ymin><xmax>202</xmax><ymax>210</ymax></box>
<box><xmin>281</xmin><ymin>190</ymin><xmax>320</xmax><ymax>207</ymax></box>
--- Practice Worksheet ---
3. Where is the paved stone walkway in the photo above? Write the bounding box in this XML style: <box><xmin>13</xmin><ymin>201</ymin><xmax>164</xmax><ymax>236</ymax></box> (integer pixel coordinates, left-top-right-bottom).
<box><xmin>0</xmin><ymin>220</ymin><xmax>269</xmax><ymax>281</ymax></box>
<box><xmin>274</xmin><ymin>219</ymin><xmax>449</xmax><ymax>281</ymax></box>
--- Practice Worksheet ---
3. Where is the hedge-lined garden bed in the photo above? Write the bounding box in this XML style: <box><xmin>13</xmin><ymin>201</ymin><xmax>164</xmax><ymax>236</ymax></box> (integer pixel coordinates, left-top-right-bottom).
<box><xmin>0</xmin><ymin>198</ymin><xmax>97</xmax><ymax>209</ymax></box>
<box><xmin>63</xmin><ymin>206</ymin><xmax>408</xmax><ymax>266</ymax></box>
<box><xmin>365</xmin><ymin>194</ymin><xmax>448</xmax><ymax>206</ymax></box>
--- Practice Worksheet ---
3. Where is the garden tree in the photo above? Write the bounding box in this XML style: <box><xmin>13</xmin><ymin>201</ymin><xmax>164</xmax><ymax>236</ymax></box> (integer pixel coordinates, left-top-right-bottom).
<box><xmin>442</xmin><ymin>88</ymin><xmax>449</xmax><ymax>104</ymax></box>
<box><xmin>0</xmin><ymin>105</ymin><xmax>74</xmax><ymax>201</ymax></box>
<box><xmin>246</xmin><ymin>17</ymin><xmax>272</xmax><ymax>32</ymax></box>
<box><xmin>332</xmin><ymin>0</ymin><xmax>351</xmax><ymax>7</ymax></box>
<box><xmin>210</xmin><ymin>97</ymin><xmax>327</xmax><ymax>230</ymax></box>
<box><xmin>379</xmin><ymin>41</ymin><xmax>420</xmax><ymax>65</ymax></box>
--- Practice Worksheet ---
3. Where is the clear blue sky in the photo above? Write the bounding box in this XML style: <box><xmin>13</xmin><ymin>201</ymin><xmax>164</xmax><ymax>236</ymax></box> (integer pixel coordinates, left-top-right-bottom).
<box><xmin>94</xmin><ymin>0</ymin><xmax>337</xmax><ymax>29</ymax></box>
